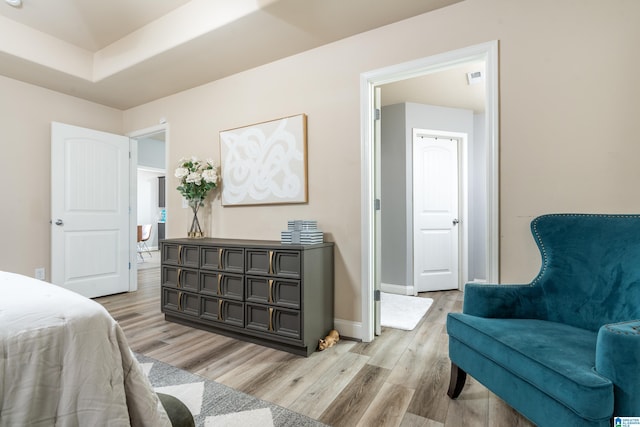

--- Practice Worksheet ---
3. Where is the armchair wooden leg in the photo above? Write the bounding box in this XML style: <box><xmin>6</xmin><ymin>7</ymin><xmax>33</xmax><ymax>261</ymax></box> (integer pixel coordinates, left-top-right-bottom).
<box><xmin>447</xmin><ymin>362</ymin><xmax>467</xmax><ymax>399</ymax></box>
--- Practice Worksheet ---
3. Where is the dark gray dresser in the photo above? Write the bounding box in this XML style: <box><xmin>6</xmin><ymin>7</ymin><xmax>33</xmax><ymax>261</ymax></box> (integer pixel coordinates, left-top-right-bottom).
<box><xmin>160</xmin><ymin>238</ymin><xmax>334</xmax><ymax>356</ymax></box>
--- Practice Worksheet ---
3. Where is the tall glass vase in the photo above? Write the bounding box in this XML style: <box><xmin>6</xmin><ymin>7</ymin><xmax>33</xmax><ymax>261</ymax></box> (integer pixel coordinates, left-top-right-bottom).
<box><xmin>187</xmin><ymin>199</ymin><xmax>205</xmax><ymax>238</ymax></box>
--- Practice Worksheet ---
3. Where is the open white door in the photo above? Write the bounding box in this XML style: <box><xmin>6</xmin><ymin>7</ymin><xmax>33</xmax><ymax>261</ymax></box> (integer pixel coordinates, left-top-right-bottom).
<box><xmin>51</xmin><ymin>122</ymin><xmax>131</xmax><ymax>298</ymax></box>
<box><xmin>413</xmin><ymin>130</ymin><xmax>460</xmax><ymax>292</ymax></box>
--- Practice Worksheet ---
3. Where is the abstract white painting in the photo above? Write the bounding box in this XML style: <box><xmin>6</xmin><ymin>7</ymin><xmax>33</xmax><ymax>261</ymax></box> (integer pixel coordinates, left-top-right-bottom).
<box><xmin>220</xmin><ymin>114</ymin><xmax>307</xmax><ymax>206</ymax></box>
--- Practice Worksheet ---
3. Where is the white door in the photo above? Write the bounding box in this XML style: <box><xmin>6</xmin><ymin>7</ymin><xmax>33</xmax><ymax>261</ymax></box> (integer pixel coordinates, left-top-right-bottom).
<box><xmin>51</xmin><ymin>122</ymin><xmax>131</xmax><ymax>298</ymax></box>
<box><xmin>413</xmin><ymin>131</ymin><xmax>459</xmax><ymax>292</ymax></box>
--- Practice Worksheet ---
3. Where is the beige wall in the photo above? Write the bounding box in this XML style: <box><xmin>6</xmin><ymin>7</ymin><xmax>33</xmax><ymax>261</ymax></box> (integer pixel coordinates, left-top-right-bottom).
<box><xmin>1</xmin><ymin>0</ymin><xmax>638</xmax><ymax>332</ymax></box>
<box><xmin>124</xmin><ymin>0</ymin><xmax>640</xmax><ymax>327</ymax></box>
<box><xmin>0</xmin><ymin>75</ymin><xmax>123</xmax><ymax>279</ymax></box>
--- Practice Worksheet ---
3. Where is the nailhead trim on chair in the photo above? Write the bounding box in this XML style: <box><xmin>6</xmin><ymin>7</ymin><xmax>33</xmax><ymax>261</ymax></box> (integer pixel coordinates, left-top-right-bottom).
<box><xmin>603</xmin><ymin>320</ymin><xmax>640</xmax><ymax>335</ymax></box>
<box><xmin>529</xmin><ymin>213</ymin><xmax>640</xmax><ymax>287</ymax></box>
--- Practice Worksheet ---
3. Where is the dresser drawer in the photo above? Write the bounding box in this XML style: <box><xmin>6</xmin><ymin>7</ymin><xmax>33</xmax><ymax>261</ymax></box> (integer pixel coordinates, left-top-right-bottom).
<box><xmin>161</xmin><ymin>266</ymin><xmax>199</xmax><ymax>292</ymax></box>
<box><xmin>162</xmin><ymin>243</ymin><xmax>199</xmax><ymax>268</ymax></box>
<box><xmin>162</xmin><ymin>287</ymin><xmax>199</xmax><ymax>317</ymax></box>
<box><xmin>245</xmin><ymin>276</ymin><xmax>300</xmax><ymax>309</ymax></box>
<box><xmin>200</xmin><ymin>247</ymin><xmax>244</xmax><ymax>273</ymax></box>
<box><xmin>200</xmin><ymin>271</ymin><xmax>244</xmax><ymax>300</ymax></box>
<box><xmin>245</xmin><ymin>303</ymin><xmax>301</xmax><ymax>340</ymax></box>
<box><xmin>200</xmin><ymin>296</ymin><xmax>244</xmax><ymax>327</ymax></box>
<box><xmin>245</xmin><ymin>249</ymin><xmax>301</xmax><ymax>278</ymax></box>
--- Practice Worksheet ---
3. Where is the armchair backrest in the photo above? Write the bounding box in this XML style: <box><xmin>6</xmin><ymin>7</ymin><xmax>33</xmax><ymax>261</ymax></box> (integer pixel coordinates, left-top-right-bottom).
<box><xmin>530</xmin><ymin>214</ymin><xmax>640</xmax><ymax>331</ymax></box>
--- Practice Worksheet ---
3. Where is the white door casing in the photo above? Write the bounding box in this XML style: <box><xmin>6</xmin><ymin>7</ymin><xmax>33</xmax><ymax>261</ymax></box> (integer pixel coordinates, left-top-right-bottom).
<box><xmin>51</xmin><ymin>122</ymin><xmax>131</xmax><ymax>298</ymax></box>
<box><xmin>374</xmin><ymin>87</ymin><xmax>382</xmax><ymax>336</ymax></box>
<box><xmin>413</xmin><ymin>131</ymin><xmax>459</xmax><ymax>292</ymax></box>
<box><xmin>360</xmin><ymin>41</ymin><xmax>499</xmax><ymax>342</ymax></box>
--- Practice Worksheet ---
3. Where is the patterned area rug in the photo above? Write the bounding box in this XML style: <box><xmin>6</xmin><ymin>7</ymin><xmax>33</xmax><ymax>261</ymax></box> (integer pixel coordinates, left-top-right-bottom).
<box><xmin>135</xmin><ymin>353</ymin><xmax>326</xmax><ymax>427</ymax></box>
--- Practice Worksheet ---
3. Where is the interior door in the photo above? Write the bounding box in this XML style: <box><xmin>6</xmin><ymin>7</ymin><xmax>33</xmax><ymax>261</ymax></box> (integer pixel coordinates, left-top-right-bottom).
<box><xmin>413</xmin><ymin>131</ymin><xmax>459</xmax><ymax>292</ymax></box>
<box><xmin>51</xmin><ymin>122</ymin><xmax>131</xmax><ymax>298</ymax></box>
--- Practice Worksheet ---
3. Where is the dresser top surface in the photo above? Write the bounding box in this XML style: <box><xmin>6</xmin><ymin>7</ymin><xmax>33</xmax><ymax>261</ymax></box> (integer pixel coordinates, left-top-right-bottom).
<box><xmin>160</xmin><ymin>237</ymin><xmax>333</xmax><ymax>250</ymax></box>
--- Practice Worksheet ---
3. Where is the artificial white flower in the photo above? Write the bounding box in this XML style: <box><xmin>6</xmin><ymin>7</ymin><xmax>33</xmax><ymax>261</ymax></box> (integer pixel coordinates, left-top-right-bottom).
<box><xmin>175</xmin><ymin>167</ymin><xmax>189</xmax><ymax>179</ymax></box>
<box><xmin>185</xmin><ymin>172</ymin><xmax>202</xmax><ymax>185</ymax></box>
<box><xmin>202</xmin><ymin>168</ymin><xmax>218</xmax><ymax>183</ymax></box>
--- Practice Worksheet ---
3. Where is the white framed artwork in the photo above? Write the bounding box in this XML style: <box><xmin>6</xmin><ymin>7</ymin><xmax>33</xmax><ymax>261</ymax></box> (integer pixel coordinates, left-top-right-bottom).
<box><xmin>219</xmin><ymin>114</ymin><xmax>308</xmax><ymax>206</ymax></box>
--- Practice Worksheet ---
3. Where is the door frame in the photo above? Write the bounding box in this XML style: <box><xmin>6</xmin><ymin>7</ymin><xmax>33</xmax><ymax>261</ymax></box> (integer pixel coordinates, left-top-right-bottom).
<box><xmin>360</xmin><ymin>41</ymin><xmax>499</xmax><ymax>342</ymax></box>
<box><xmin>411</xmin><ymin>128</ymin><xmax>467</xmax><ymax>293</ymax></box>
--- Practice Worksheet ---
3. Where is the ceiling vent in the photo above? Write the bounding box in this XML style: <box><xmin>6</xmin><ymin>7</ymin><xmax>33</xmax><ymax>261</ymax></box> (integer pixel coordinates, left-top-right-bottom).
<box><xmin>466</xmin><ymin>71</ymin><xmax>484</xmax><ymax>85</ymax></box>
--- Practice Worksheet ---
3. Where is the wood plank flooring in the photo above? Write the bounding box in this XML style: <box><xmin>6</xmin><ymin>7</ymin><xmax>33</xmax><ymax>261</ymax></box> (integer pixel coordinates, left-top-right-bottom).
<box><xmin>95</xmin><ymin>264</ymin><xmax>535</xmax><ymax>427</ymax></box>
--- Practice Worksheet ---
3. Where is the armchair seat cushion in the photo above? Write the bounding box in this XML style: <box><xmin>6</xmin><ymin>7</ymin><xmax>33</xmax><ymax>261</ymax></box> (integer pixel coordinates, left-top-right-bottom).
<box><xmin>448</xmin><ymin>313</ymin><xmax>613</xmax><ymax>420</ymax></box>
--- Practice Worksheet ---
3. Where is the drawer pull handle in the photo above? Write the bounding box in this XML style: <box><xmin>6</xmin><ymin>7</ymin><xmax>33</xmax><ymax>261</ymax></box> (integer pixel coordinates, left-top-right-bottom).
<box><xmin>218</xmin><ymin>299</ymin><xmax>223</xmax><ymax>321</ymax></box>
<box><xmin>176</xmin><ymin>268</ymin><xmax>182</xmax><ymax>288</ymax></box>
<box><xmin>178</xmin><ymin>245</ymin><xmax>183</xmax><ymax>264</ymax></box>
<box><xmin>268</xmin><ymin>307</ymin><xmax>274</xmax><ymax>331</ymax></box>
<box><xmin>268</xmin><ymin>279</ymin><xmax>274</xmax><ymax>303</ymax></box>
<box><xmin>268</xmin><ymin>250</ymin><xmax>274</xmax><ymax>275</ymax></box>
<box><xmin>217</xmin><ymin>274</ymin><xmax>222</xmax><ymax>295</ymax></box>
<box><xmin>219</xmin><ymin>248</ymin><xmax>223</xmax><ymax>270</ymax></box>
<box><xmin>177</xmin><ymin>291</ymin><xmax>182</xmax><ymax>311</ymax></box>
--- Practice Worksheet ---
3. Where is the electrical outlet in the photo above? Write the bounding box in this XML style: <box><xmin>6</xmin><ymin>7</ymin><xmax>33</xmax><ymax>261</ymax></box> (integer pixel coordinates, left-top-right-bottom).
<box><xmin>35</xmin><ymin>267</ymin><xmax>45</xmax><ymax>280</ymax></box>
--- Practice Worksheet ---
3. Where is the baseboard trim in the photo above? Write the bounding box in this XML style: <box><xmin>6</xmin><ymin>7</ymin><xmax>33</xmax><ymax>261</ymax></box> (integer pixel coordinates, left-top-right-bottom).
<box><xmin>333</xmin><ymin>318</ymin><xmax>363</xmax><ymax>341</ymax></box>
<box><xmin>381</xmin><ymin>283</ymin><xmax>415</xmax><ymax>295</ymax></box>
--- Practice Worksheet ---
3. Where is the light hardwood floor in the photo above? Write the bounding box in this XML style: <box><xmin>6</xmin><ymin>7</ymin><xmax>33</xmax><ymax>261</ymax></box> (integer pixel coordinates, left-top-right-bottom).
<box><xmin>95</xmin><ymin>266</ymin><xmax>535</xmax><ymax>427</ymax></box>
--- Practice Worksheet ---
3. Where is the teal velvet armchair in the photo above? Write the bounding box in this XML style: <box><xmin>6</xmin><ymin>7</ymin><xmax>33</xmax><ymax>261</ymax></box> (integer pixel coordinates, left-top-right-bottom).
<box><xmin>447</xmin><ymin>214</ymin><xmax>640</xmax><ymax>427</ymax></box>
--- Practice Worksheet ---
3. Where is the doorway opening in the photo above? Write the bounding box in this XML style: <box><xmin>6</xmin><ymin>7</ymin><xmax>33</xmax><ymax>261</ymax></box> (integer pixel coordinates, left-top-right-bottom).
<box><xmin>360</xmin><ymin>41</ymin><xmax>499</xmax><ymax>342</ymax></box>
<box><xmin>129</xmin><ymin>124</ymin><xmax>169</xmax><ymax>273</ymax></box>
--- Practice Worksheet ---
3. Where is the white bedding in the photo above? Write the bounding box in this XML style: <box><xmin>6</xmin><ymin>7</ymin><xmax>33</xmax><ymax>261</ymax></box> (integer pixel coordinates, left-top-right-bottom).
<box><xmin>0</xmin><ymin>271</ymin><xmax>170</xmax><ymax>427</ymax></box>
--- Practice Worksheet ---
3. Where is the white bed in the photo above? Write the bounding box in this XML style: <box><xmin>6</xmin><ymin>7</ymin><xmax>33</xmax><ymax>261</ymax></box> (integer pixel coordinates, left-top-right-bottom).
<box><xmin>0</xmin><ymin>271</ymin><xmax>171</xmax><ymax>427</ymax></box>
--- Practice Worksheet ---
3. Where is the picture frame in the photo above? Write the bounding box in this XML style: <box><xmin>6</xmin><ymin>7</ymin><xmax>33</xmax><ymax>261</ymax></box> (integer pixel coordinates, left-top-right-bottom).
<box><xmin>219</xmin><ymin>114</ymin><xmax>308</xmax><ymax>206</ymax></box>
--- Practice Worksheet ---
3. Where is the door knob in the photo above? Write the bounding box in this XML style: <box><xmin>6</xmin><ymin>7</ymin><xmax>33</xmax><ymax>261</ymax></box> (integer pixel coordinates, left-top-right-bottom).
<box><xmin>452</xmin><ymin>218</ymin><xmax>459</xmax><ymax>226</ymax></box>
<box><xmin>54</xmin><ymin>219</ymin><xmax>64</xmax><ymax>226</ymax></box>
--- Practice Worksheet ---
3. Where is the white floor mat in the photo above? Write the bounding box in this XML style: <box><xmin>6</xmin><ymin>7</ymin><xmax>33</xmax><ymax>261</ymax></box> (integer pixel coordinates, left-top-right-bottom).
<box><xmin>380</xmin><ymin>292</ymin><xmax>433</xmax><ymax>331</ymax></box>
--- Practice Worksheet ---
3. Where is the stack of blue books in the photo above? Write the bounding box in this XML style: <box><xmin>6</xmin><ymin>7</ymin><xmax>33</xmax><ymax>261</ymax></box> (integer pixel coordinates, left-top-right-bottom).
<box><xmin>281</xmin><ymin>220</ymin><xmax>324</xmax><ymax>244</ymax></box>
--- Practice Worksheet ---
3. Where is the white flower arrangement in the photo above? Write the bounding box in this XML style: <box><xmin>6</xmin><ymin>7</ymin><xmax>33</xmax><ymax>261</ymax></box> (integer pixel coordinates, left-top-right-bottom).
<box><xmin>175</xmin><ymin>157</ymin><xmax>220</xmax><ymax>238</ymax></box>
<box><xmin>175</xmin><ymin>157</ymin><xmax>219</xmax><ymax>207</ymax></box>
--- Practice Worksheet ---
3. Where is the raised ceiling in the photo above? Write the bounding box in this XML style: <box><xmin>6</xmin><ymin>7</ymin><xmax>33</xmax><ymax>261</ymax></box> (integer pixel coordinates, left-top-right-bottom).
<box><xmin>0</xmin><ymin>0</ymin><xmax>463</xmax><ymax>109</ymax></box>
